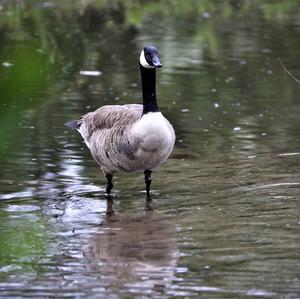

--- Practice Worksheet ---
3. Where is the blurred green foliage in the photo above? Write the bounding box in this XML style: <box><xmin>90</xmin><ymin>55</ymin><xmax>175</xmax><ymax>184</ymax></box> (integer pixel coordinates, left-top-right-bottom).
<box><xmin>0</xmin><ymin>0</ymin><xmax>299</xmax><ymax>157</ymax></box>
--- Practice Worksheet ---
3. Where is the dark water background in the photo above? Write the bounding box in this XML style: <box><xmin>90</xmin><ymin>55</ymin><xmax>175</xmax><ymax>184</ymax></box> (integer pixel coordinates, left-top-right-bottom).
<box><xmin>0</xmin><ymin>1</ymin><xmax>300</xmax><ymax>298</ymax></box>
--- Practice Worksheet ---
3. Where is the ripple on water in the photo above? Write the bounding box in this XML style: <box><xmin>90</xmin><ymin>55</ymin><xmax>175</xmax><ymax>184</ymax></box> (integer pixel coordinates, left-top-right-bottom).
<box><xmin>1</xmin><ymin>2</ymin><xmax>300</xmax><ymax>298</ymax></box>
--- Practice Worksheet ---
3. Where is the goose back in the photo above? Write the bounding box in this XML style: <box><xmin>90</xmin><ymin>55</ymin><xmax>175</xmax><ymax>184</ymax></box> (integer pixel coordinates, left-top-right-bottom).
<box><xmin>78</xmin><ymin>104</ymin><xmax>142</xmax><ymax>142</ymax></box>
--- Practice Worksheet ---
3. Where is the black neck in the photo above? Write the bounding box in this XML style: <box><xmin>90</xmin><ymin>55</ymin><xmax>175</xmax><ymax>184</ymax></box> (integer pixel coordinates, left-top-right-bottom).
<box><xmin>140</xmin><ymin>64</ymin><xmax>159</xmax><ymax>115</ymax></box>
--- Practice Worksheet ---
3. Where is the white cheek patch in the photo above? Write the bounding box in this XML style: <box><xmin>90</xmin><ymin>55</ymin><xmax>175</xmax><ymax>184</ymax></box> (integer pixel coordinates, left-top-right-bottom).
<box><xmin>140</xmin><ymin>50</ymin><xmax>154</xmax><ymax>69</ymax></box>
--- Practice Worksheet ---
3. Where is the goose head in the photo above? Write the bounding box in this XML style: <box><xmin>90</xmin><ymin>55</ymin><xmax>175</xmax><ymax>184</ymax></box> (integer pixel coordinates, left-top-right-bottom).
<box><xmin>140</xmin><ymin>46</ymin><xmax>162</xmax><ymax>69</ymax></box>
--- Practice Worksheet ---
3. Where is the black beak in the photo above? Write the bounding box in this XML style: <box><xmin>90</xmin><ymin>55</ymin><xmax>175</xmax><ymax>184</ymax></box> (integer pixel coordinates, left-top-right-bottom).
<box><xmin>152</xmin><ymin>55</ymin><xmax>162</xmax><ymax>68</ymax></box>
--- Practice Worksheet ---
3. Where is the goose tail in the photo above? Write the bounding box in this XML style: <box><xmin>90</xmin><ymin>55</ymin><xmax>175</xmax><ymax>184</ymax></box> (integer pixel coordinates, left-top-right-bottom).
<box><xmin>64</xmin><ymin>120</ymin><xmax>80</xmax><ymax>129</ymax></box>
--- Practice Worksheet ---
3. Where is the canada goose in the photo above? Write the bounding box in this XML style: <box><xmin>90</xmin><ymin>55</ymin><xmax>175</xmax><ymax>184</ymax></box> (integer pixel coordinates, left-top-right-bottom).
<box><xmin>65</xmin><ymin>46</ymin><xmax>175</xmax><ymax>196</ymax></box>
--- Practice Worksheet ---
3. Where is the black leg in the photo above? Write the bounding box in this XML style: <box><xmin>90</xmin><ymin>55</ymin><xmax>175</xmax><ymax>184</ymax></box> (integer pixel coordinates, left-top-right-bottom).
<box><xmin>144</xmin><ymin>170</ymin><xmax>152</xmax><ymax>196</ymax></box>
<box><xmin>104</xmin><ymin>172</ymin><xmax>113</xmax><ymax>195</ymax></box>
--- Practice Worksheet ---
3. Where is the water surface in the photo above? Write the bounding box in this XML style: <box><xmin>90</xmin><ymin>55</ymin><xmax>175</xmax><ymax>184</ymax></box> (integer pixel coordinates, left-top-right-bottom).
<box><xmin>0</xmin><ymin>1</ymin><xmax>300</xmax><ymax>298</ymax></box>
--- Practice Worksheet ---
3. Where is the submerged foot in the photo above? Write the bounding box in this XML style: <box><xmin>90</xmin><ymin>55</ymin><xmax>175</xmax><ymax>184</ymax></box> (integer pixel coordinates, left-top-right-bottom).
<box><xmin>145</xmin><ymin>193</ymin><xmax>153</xmax><ymax>211</ymax></box>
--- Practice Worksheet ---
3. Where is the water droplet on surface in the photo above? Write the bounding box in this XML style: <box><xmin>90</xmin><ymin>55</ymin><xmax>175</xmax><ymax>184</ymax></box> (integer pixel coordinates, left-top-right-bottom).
<box><xmin>79</xmin><ymin>70</ymin><xmax>102</xmax><ymax>76</ymax></box>
<box><xmin>2</xmin><ymin>61</ymin><xmax>14</xmax><ymax>68</ymax></box>
<box><xmin>181</xmin><ymin>108</ymin><xmax>190</xmax><ymax>113</ymax></box>
<box><xmin>261</xmin><ymin>48</ymin><xmax>272</xmax><ymax>53</ymax></box>
<box><xmin>225</xmin><ymin>77</ymin><xmax>234</xmax><ymax>83</ymax></box>
<box><xmin>176</xmin><ymin>267</ymin><xmax>188</xmax><ymax>273</ymax></box>
<box><xmin>278</xmin><ymin>152</ymin><xmax>300</xmax><ymax>157</ymax></box>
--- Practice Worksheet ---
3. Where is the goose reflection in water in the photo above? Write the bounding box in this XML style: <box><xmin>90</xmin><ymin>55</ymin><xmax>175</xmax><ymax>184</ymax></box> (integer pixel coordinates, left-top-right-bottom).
<box><xmin>84</xmin><ymin>196</ymin><xmax>179</xmax><ymax>296</ymax></box>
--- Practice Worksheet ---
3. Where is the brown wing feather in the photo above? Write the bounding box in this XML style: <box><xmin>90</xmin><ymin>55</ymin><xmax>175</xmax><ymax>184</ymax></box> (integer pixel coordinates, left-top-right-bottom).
<box><xmin>79</xmin><ymin>104</ymin><xmax>143</xmax><ymax>141</ymax></box>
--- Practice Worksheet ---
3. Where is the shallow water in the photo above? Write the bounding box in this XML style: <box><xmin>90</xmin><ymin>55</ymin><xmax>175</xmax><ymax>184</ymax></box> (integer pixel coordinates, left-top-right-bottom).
<box><xmin>1</xmin><ymin>1</ymin><xmax>300</xmax><ymax>298</ymax></box>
